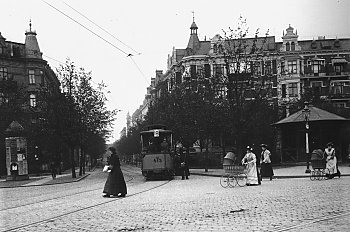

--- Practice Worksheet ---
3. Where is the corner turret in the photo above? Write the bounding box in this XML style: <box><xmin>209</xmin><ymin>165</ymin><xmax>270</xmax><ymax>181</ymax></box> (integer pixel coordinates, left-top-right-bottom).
<box><xmin>25</xmin><ymin>20</ymin><xmax>42</xmax><ymax>59</ymax></box>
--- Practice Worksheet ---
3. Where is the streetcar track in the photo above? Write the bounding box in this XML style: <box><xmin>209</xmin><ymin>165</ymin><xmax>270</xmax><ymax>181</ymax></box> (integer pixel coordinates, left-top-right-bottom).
<box><xmin>0</xmin><ymin>172</ymin><xmax>135</xmax><ymax>211</ymax></box>
<box><xmin>272</xmin><ymin>211</ymin><xmax>350</xmax><ymax>232</ymax></box>
<box><xmin>2</xmin><ymin>180</ymin><xmax>172</xmax><ymax>232</ymax></box>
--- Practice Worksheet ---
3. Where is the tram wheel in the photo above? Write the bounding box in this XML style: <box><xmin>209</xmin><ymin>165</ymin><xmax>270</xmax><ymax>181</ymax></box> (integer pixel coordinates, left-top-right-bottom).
<box><xmin>236</xmin><ymin>173</ymin><xmax>247</xmax><ymax>187</ymax></box>
<box><xmin>220</xmin><ymin>175</ymin><xmax>229</xmax><ymax>188</ymax></box>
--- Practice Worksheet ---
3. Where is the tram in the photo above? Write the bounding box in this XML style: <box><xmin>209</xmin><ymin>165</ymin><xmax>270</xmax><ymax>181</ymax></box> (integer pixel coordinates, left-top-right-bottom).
<box><xmin>140</xmin><ymin>125</ymin><xmax>175</xmax><ymax>180</ymax></box>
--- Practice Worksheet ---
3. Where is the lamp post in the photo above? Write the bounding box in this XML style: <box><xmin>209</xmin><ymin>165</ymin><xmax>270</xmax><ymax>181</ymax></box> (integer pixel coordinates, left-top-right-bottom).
<box><xmin>302</xmin><ymin>102</ymin><xmax>311</xmax><ymax>173</ymax></box>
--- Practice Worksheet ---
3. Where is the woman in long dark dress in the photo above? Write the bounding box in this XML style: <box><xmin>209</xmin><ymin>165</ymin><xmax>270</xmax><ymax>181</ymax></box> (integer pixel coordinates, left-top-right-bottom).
<box><xmin>260</xmin><ymin>144</ymin><xmax>274</xmax><ymax>181</ymax></box>
<box><xmin>103</xmin><ymin>147</ymin><xmax>127</xmax><ymax>198</ymax></box>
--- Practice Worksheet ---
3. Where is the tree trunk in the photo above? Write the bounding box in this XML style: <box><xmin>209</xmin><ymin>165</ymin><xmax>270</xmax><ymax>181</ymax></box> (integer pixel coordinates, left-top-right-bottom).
<box><xmin>205</xmin><ymin>137</ymin><xmax>209</xmax><ymax>172</ymax></box>
<box><xmin>71</xmin><ymin>146</ymin><xmax>76</xmax><ymax>178</ymax></box>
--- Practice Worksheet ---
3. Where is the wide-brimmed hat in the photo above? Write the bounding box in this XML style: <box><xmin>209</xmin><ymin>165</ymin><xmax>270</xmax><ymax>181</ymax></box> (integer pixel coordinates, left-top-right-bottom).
<box><xmin>246</xmin><ymin>146</ymin><xmax>253</xmax><ymax>151</ymax></box>
<box><xmin>260</xmin><ymin>144</ymin><xmax>268</xmax><ymax>148</ymax></box>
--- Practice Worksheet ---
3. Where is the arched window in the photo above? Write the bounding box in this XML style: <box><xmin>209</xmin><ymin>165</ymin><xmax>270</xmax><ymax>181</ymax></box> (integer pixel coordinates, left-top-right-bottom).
<box><xmin>291</xmin><ymin>42</ymin><xmax>295</xmax><ymax>51</ymax></box>
<box><xmin>29</xmin><ymin>94</ymin><xmax>36</xmax><ymax>107</ymax></box>
<box><xmin>286</xmin><ymin>42</ymin><xmax>290</xmax><ymax>51</ymax></box>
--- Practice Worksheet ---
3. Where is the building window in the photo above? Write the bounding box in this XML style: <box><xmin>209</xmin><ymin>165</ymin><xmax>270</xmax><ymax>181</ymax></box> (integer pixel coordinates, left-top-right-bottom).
<box><xmin>204</xmin><ymin>64</ymin><xmax>211</xmax><ymax>78</ymax></box>
<box><xmin>334</xmin><ymin>64</ymin><xmax>343</xmax><ymax>75</ymax></box>
<box><xmin>331</xmin><ymin>81</ymin><xmax>350</xmax><ymax>95</ymax></box>
<box><xmin>0</xmin><ymin>67</ymin><xmax>8</xmax><ymax>80</ymax></box>
<box><xmin>190</xmin><ymin>65</ymin><xmax>197</xmax><ymax>79</ymax></box>
<box><xmin>286</xmin><ymin>42</ymin><xmax>290</xmax><ymax>51</ymax></box>
<box><xmin>281</xmin><ymin>84</ymin><xmax>286</xmax><ymax>98</ymax></box>
<box><xmin>311</xmin><ymin>81</ymin><xmax>323</xmax><ymax>95</ymax></box>
<box><xmin>312</xmin><ymin>60</ymin><xmax>325</xmax><ymax>74</ymax></box>
<box><xmin>29</xmin><ymin>70</ymin><xmax>35</xmax><ymax>84</ymax></box>
<box><xmin>288</xmin><ymin>83</ymin><xmax>298</xmax><ymax>97</ymax></box>
<box><xmin>29</xmin><ymin>94</ymin><xmax>36</xmax><ymax>107</ymax></box>
<box><xmin>213</xmin><ymin>44</ymin><xmax>217</xmax><ymax>53</ymax></box>
<box><xmin>291</xmin><ymin>42</ymin><xmax>295</xmax><ymax>51</ymax></box>
<box><xmin>213</xmin><ymin>64</ymin><xmax>224</xmax><ymax>76</ymax></box>
<box><xmin>288</xmin><ymin>61</ymin><xmax>297</xmax><ymax>74</ymax></box>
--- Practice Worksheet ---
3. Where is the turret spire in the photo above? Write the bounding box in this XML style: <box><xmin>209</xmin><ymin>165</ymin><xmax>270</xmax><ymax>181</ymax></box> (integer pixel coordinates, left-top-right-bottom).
<box><xmin>25</xmin><ymin>20</ymin><xmax>42</xmax><ymax>59</ymax></box>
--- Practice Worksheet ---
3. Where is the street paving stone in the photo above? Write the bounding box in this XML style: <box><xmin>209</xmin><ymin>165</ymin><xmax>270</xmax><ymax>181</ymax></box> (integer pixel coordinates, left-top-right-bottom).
<box><xmin>1</xmin><ymin>167</ymin><xmax>350</xmax><ymax>231</ymax></box>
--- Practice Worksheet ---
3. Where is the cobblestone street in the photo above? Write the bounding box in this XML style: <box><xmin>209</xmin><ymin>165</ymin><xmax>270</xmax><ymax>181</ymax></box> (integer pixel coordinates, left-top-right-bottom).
<box><xmin>1</xmin><ymin>167</ymin><xmax>350</xmax><ymax>231</ymax></box>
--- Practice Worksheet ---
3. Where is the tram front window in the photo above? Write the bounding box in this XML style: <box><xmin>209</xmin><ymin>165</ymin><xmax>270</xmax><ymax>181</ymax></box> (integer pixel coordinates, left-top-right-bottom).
<box><xmin>141</xmin><ymin>133</ymin><xmax>171</xmax><ymax>153</ymax></box>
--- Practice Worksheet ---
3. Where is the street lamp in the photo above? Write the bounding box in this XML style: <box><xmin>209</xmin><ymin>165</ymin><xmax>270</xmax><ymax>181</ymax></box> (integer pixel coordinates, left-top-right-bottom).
<box><xmin>302</xmin><ymin>102</ymin><xmax>311</xmax><ymax>173</ymax></box>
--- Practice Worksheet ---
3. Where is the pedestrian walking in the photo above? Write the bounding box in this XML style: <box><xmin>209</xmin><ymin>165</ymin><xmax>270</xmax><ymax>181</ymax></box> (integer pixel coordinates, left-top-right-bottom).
<box><xmin>50</xmin><ymin>161</ymin><xmax>56</xmax><ymax>179</ymax></box>
<box><xmin>241</xmin><ymin>146</ymin><xmax>260</xmax><ymax>186</ymax></box>
<box><xmin>324</xmin><ymin>142</ymin><xmax>341</xmax><ymax>179</ymax></box>
<box><xmin>260</xmin><ymin>144</ymin><xmax>274</xmax><ymax>181</ymax></box>
<box><xmin>179</xmin><ymin>147</ymin><xmax>189</xmax><ymax>180</ymax></box>
<box><xmin>103</xmin><ymin>147</ymin><xmax>127</xmax><ymax>198</ymax></box>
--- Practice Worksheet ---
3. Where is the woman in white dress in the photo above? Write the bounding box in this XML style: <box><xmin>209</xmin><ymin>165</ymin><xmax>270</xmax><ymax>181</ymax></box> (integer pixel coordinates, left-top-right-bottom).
<box><xmin>241</xmin><ymin>146</ymin><xmax>259</xmax><ymax>186</ymax></box>
<box><xmin>325</xmin><ymin>142</ymin><xmax>341</xmax><ymax>179</ymax></box>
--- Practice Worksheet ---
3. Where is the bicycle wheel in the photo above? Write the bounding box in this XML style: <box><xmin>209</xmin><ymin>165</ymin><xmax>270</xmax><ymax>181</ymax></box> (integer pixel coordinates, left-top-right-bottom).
<box><xmin>236</xmin><ymin>173</ymin><xmax>247</xmax><ymax>187</ymax></box>
<box><xmin>228</xmin><ymin>175</ymin><xmax>236</xmax><ymax>188</ymax></box>
<box><xmin>220</xmin><ymin>175</ymin><xmax>229</xmax><ymax>188</ymax></box>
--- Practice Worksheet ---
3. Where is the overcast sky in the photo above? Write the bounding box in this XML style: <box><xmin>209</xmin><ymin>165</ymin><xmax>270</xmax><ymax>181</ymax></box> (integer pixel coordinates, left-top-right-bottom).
<box><xmin>1</xmin><ymin>0</ymin><xmax>349</xmax><ymax>143</ymax></box>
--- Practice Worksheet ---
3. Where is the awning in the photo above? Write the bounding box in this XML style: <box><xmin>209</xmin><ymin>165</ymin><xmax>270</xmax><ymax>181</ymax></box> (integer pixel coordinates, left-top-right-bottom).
<box><xmin>273</xmin><ymin>106</ymin><xmax>348</xmax><ymax>126</ymax></box>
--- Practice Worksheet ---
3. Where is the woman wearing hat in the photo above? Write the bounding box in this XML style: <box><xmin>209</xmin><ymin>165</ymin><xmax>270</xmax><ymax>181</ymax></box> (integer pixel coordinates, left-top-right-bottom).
<box><xmin>324</xmin><ymin>142</ymin><xmax>341</xmax><ymax>179</ymax></box>
<box><xmin>103</xmin><ymin>147</ymin><xmax>127</xmax><ymax>198</ymax></box>
<box><xmin>260</xmin><ymin>144</ymin><xmax>274</xmax><ymax>181</ymax></box>
<box><xmin>241</xmin><ymin>146</ymin><xmax>260</xmax><ymax>186</ymax></box>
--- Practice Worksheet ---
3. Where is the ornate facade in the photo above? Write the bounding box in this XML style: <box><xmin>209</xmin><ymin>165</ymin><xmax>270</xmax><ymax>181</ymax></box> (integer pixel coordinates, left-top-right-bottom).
<box><xmin>0</xmin><ymin>23</ymin><xmax>60</xmax><ymax>175</ymax></box>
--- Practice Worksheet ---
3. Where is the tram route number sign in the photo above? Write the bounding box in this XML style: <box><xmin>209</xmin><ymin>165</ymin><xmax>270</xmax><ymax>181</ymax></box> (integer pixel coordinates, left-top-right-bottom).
<box><xmin>153</xmin><ymin>156</ymin><xmax>162</xmax><ymax>163</ymax></box>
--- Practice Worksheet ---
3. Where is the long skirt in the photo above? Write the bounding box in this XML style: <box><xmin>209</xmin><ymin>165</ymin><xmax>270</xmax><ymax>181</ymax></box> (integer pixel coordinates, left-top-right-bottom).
<box><xmin>103</xmin><ymin>168</ymin><xmax>127</xmax><ymax>196</ymax></box>
<box><xmin>326</xmin><ymin>157</ymin><xmax>337</xmax><ymax>174</ymax></box>
<box><xmin>261</xmin><ymin>163</ymin><xmax>274</xmax><ymax>178</ymax></box>
<box><xmin>246</xmin><ymin>163</ymin><xmax>259</xmax><ymax>185</ymax></box>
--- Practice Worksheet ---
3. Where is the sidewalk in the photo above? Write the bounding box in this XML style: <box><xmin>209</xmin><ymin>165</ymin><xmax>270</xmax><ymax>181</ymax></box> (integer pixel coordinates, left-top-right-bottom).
<box><xmin>190</xmin><ymin>164</ymin><xmax>350</xmax><ymax>178</ymax></box>
<box><xmin>0</xmin><ymin>168</ymin><xmax>91</xmax><ymax>188</ymax></box>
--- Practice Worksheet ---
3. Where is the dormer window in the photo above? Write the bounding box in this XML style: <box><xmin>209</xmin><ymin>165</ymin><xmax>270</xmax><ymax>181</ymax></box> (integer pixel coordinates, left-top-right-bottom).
<box><xmin>286</xmin><ymin>42</ymin><xmax>290</xmax><ymax>51</ymax></box>
<box><xmin>213</xmin><ymin>44</ymin><xmax>218</xmax><ymax>53</ymax></box>
<box><xmin>334</xmin><ymin>40</ymin><xmax>340</xmax><ymax>48</ymax></box>
<box><xmin>291</xmin><ymin>42</ymin><xmax>295</xmax><ymax>51</ymax></box>
<box><xmin>311</xmin><ymin>41</ymin><xmax>317</xmax><ymax>49</ymax></box>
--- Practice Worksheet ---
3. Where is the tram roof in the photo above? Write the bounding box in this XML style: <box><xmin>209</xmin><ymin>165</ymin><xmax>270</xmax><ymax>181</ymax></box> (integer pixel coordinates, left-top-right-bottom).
<box><xmin>140</xmin><ymin>129</ymin><xmax>172</xmax><ymax>134</ymax></box>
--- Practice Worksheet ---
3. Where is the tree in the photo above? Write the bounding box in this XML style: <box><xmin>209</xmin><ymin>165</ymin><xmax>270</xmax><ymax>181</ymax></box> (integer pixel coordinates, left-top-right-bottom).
<box><xmin>55</xmin><ymin>58</ymin><xmax>117</xmax><ymax>177</ymax></box>
<box><xmin>217</xmin><ymin>17</ymin><xmax>278</xmax><ymax>154</ymax></box>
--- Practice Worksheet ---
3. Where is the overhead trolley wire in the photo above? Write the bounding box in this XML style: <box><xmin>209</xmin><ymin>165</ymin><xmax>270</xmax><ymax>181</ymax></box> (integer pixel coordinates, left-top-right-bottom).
<box><xmin>42</xmin><ymin>0</ymin><xmax>130</xmax><ymax>56</ymax></box>
<box><xmin>62</xmin><ymin>0</ymin><xmax>140</xmax><ymax>56</ymax></box>
<box><xmin>42</xmin><ymin>0</ymin><xmax>151</xmax><ymax>86</ymax></box>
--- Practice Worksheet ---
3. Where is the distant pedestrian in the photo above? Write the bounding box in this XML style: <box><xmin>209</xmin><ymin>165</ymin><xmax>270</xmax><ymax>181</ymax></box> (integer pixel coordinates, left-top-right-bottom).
<box><xmin>179</xmin><ymin>148</ymin><xmax>189</xmax><ymax>180</ymax></box>
<box><xmin>241</xmin><ymin>146</ymin><xmax>260</xmax><ymax>186</ymax></box>
<box><xmin>103</xmin><ymin>147</ymin><xmax>127</xmax><ymax>198</ymax></box>
<box><xmin>50</xmin><ymin>161</ymin><xmax>56</xmax><ymax>179</ymax></box>
<box><xmin>324</xmin><ymin>142</ymin><xmax>341</xmax><ymax>179</ymax></box>
<box><xmin>260</xmin><ymin>144</ymin><xmax>274</xmax><ymax>181</ymax></box>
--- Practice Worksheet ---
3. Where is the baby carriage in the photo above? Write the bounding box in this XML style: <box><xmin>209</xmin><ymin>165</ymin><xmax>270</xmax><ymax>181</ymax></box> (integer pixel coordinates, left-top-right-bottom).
<box><xmin>220</xmin><ymin>152</ymin><xmax>247</xmax><ymax>187</ymax></box>
<box><xmin>310</xmin><ymin>149</ymin><xmax>329</xmax><ymax>180</ymax></box>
